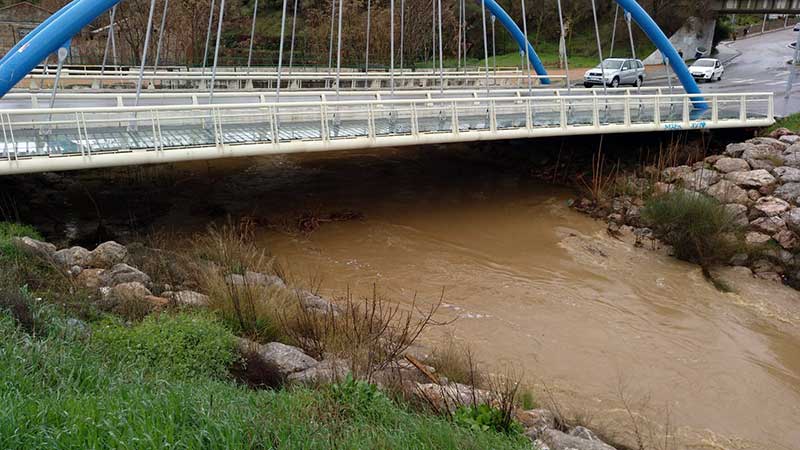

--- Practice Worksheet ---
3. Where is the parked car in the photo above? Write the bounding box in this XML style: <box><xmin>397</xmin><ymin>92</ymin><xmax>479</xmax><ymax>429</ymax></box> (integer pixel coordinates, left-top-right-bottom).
<box><xmin>583</xmin><ymin>58</ymin><xmax>645</xmax><ymax>88</ymax></box>
<box><xmin>689</xmin><ymin>58</ymin><xmax>724</xmax><ymax>82</ymax></box>
<box><xmin>793</xmin><ymin>22</ymin><xmax>800</xmax><ymax>32</ymax></box>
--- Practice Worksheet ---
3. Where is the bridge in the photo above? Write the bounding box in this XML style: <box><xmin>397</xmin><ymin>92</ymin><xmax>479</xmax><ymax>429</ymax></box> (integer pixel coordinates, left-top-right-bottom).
<box><xmin>712</xmin><ymin>0</ymin><xmax>800</xmax><ymax>13</ymax></box>
<box><xmin>0</xmin><ymin>0</ymin><xmax>775</xmax><ymax>175</ymax></box>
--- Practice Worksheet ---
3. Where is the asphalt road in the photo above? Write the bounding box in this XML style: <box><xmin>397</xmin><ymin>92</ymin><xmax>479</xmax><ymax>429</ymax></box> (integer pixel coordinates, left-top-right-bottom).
<box><xmin>699</xmin><ymin>28</ymin><xmax>800</xmax><ymax>117</ymax></box>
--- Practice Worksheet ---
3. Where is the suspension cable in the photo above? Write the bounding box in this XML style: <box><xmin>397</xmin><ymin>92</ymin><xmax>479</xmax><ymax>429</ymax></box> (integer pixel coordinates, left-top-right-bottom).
<box><xmin>208</xmin><ymin>0</ymin><xmax>226</xmax><ymax>103</ymax></box>
<box><xmin>390</xmin><ymin>0</ymin><xmax>396</xmax><ymax>94</ymax></box>
<box><xmin>437</xmin><ymin>0</ymin><xmax>443</xmax><ymax>92</ymax></box>
<box><xmin>609</xmin><ymin>4</ymin><xmax>619</xmax><ymax>58</ymax></box>
<box><xmin>431</xmin><ymin>0</ymin><xmax>436</xmax><ymax>74</ymax></box>
<box><xmin>457</xmin><ymin>0</ymin><xmax>462</xmax><ymax>71</ymax></box>
<box><xmin>520</xmin><ymin>0</ymin><xmax>532</xmax><ymax>95</ymax></box>
<box><xmin>335</xmin><ymin>0</ymin><xmax>343</xmax><ymax>96</ymax></box>
<box><xmin>288</xmin><ymin>0</ymin><xmax>299</xmax><ymax>73</ymax></box>
<box><xmin>247</xmin><ymin>0</ymin><xmax>259</xmax><ymax>73</ymax></box>
<box><xmin>462</xmin><ymin>0</ymin><xmax>467</xmax><ymax>75</ymax></box>
<box><xmin>556</xmin><ymin>0</ymin><xmax>570</xmax><ymax>93</ymax></box>
<box><xmin>110</xmin><ymin>6</ymin><xmax>117</xmax><ymax>67</ymax></box>
<box><xmin>276</xmin><ymin>0</ymin><xmax>289</xmax><ymax>101</ymax></box>
<box><xmin>134</xmin><ymin>0</ymin><xmax>157</xmax><ymax>107</ymax></box>
<box><xmin>365</xmin><ymin>0</ymin><xmax>371</xmax><ymax>73</ymax></box>
<box><xmin>100</xmin><ymin>7</ymin><xmax>117</xmax><ymax>79</ymax></box>
<box><xmin>491</xmin><ymin>14</ymin><xmax>496</xmax><ymax>80</ymax></box>
<box><xmin>590</xmin><ymin>0</ymin><xmax>608</xmax><ymax>97</ymax></box>
<box><xmin>480</xmin><ymin>0</ymin><xmax>490</xmax><ymax>94</ymax></box>
<box><xmin>327</xmin><ymin>0</ymin><xmax>336</xmax><ymax>82</ymax></box>
<box><xmin>201</xmin><ymin>0</ymin><xmax>216</xmax><ymax>74</ymax></box>
<box><xmin>400</xmin><ymin>0</ymin><xmax>405</xmax><ymax>72</ymax></box>
<box><xmin>153</xmin><ymin>0</ymin><xmax>169</xmax><ymax>74</ymax></box>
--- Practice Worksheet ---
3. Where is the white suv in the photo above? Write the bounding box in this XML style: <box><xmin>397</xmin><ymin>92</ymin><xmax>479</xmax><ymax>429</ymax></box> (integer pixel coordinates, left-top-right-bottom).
<box><xmin>583</xmin><ymin>58</ymin><xmax>645</xmax><ymax>88</ymax></box>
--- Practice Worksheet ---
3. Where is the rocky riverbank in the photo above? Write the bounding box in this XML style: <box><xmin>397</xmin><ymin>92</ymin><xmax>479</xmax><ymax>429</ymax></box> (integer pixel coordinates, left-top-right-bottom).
<box><xmin>7</xmin><ymin>232</ymin><xmax>622</xmax><ymax>450</ymax></box>
<box><xmin>572</xmin><ymin>128</ymin><xmax>800</xmax><ymax>288</ymax></box>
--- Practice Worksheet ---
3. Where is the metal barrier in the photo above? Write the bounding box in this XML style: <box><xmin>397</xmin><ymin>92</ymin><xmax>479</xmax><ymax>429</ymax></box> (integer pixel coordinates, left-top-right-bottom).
<box><xmin>0</xmin><ymin>91</ymin><xmax>774</xmax><ymax>175</ymax></box>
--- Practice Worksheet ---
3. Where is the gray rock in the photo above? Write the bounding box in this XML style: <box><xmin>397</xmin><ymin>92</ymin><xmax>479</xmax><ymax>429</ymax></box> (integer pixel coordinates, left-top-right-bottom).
<box><xmin>779</xmin><ymin>134</ymin><xmax>800</xmax><ymax>145</ymax></box>
<box><xmin>103</xmin><ymin>281</ymin><xmax>153</xmax><ymax>304</ymax></box>
<box><xmin>679</xmin><ymin>169</ymin><xmax>720</xmax><ymax>192</ymax></box>
<box><xmin>725</xmin><ymin>170</ymin><xmax>776</xmax><ymax>188</ymax></box>
<box><xmin>518</xmin><ymin>409</ymin><xmax>556</xmax><ymax>441</ymax></box>
<box><xmin>745</xmin><ymin>232</ymin><xmax>772</xmax><ymax>246</ymax></box>
<box><xmin>753</xmin><ymin>196</ymin><xmax>790</xmax><ymax>217</ymax></box>
<box><xmin>87</xmin><ymin>241</ymin><xmax>128</xmax><ymax>269</ymax></box>
<box><xmin>299</xmin><ymin>291</ymin><xmax>341</xmax><ymax>314</ymax></box>
<box><xmin>742</xmin><ymin>144</ymin><xmax>783</xmax><ymax>171</ymax></box>
<box><xmin>415</xmin><ymin>382</ymin><xmax>491</xmax><ymax>412</ymax></box>
<box><xmin>750</xmin><ymin>216</ymin><xmax>786</xmax><ymax>235</ymax></box>
<box><xmin>539</xmin><ymin>429</ymin><xmax>616</xmax><ymax>450</ymax></box>
<box><xmin>782</xmin><ymin>151</ymin><xmax>800</xmax><ymax>168</ymax></box>
<box><xmin>773</xmin><ymin>167</ymin><xmax>800</xmax><ymax>183</ymax></box>
<box><xmin>76</xmin><ymin>268</ymin><xmax>105</xmax><ymax>289</ymax></box>
<box><xmin>225</xmin><ymin>271</ymin><xmax>286</xmax><ymax>289</ymax></box>
<box><xmin>724</xmin><ymin>204</ymin><xmax>749</xmax><ymax>227</ymax></box>
<box><xmin>774</xmin><ymin>229</ymin><xmax>799</xmax><ymax>250</ymax></box>
<box><xmin>569</xmin><ymin>426</ymin><xmax>604</xmax><ymax>442</ymax></box>
<box><xmin>661</xmin><ymin>165</ymin><xmax>693</xmax><ymax>183</ymax></box>
<box><xmin>713</xmin><ymin>157</ymin><xmax>750</xmax><ymax>174</ymax></box>
<box><xmin>99</xmin><ymin>263</ymin><xmax>151</xmax><ymax>287</ymax></box>
<box><xmin>746</xmin><ymin>137</ymin><xmax>788</xmax><ymax>152</ymax></box>
<box><xmin>253</xmin><ymin>342</ymin><xmax>318</xmax><ymax>376</ymax></box>
<box><xmin>707</xmin><ymin>180</ymin><xmax>749</xmax><ymax>205</ymax></box>
<box><xmin>782</xmin><ymin>208</ymin><xmax>800</xmax><ymax>234</ymax></box>
<box><xmin>773</xmin><ymin>182</ymin><xmax>800</xmax><ymax>204</ymax></box>
<box><xmin>167</xmin><ymin>290</ymin><xmax>210</xmax><ymax>307</ymax></box>
<box><xmin>730</xmin><ymin>253</ymin><xmax>749</xmax><ymax>266</ymax></box>
<box><xmin>770</xmin><ymin>127</ymin><xmax>794</xmax><ymax>139</ymax></box>
<box><xmin>723</xmin><ymin>142</ymin><xmax>753</xmax><ymax>158</ymax></box>
<box><xmin>69</xmin><ymin>265</ymin><xmax>82</xmax><ymax>277</ymax></box>
<box><xmin>53</xmin><ymin>246</ymin><xmax>90</xmax><ymax>269</ymax></box>
<box><xmin>756</xmin><ymin>272</ymin><xmax>784</xmax><ymax>283</ymax></box>
<box><xmin>288</xmin><ymin>358</ymin><xmax>350</xmax><ymax>384</ymax></box>
<box><xmin>752</xmin><ymin>259</ymin><xmax>782</xmax><ymax>274</ymax></box>
<box><xmin>11</xmin><ymin>237</ymin><xmax>56</xmax><ymax>260</ymax></box>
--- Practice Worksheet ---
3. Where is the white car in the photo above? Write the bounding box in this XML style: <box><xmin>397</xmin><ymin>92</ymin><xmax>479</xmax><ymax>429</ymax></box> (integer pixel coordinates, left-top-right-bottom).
<box><xmin>689</xmin><ymin>58</ymin><xmax>724</xmax><ymax>82</ymax></box>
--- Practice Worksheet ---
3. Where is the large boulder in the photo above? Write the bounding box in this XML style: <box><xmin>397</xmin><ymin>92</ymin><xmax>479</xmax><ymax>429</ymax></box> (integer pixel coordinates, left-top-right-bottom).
<box><xmin>53</xmin><ymin>246</ymin><xmax>90</xmax><ymax>269</ymax></box>
<box><xmin>539</xmin><ymin>428</ymin><xmax>616</xmax><ymax>450</ymax></box>
<box><xmin>76</xmin><ymin>268</ymin><xmax>105</xmax><ymax>289</ymax></box>
<box><xmin>773</xmin><ymin>167</ymin><xmax>800</xmax><ymax>183</ymax></box>
<box><xmin>746</xmin><ymin>137</ymin><xmax>788</xmax><ymax>153</ymax></box>
<box><xmin>299</xmin><ymin>291</ymin><xmax>341</xmax><ymax>314</ymax></box>
<box><xmin>415</xmin><ymin>382</ymin><xmax>491</xmax><ymax>412</ymax></box>
<box><xmin>724</xmin><ymin>204</ymin><xmax>749</xmax><ymax>227</ymax></box>
<box><xmin>225</xmin><ymin>271</ymin><xmax>286</xmax><ymax>289</ymax></box>
<box><xmin>783</xmin><ymin>208</ymin><xmax>800</xmax><ymax>234</ymax></box>
<box><xmin>774</xmin><ymin>229</ymin><xmax>799</xmax><ymax>250</ymax></box>
<box><xmin>678</xmin><ymin>169</ymin><xmax>720</xmax><ymax>192</ymax></box>
<box><xmin>707</xmin><ymin>180</ymin><xmax>749</xmax><ymax>205</ymax></box>
<box><xmin>105</xmin><ymin>281</ymin><xmax>152</xmax><ymax>302</ymax></box>
<box><xmin>247</xmin><ymin>341</ymin><xmax>318</xmax><ymax>377</ymax></box>
<box><xmin>288</xmin><ymin>358</ymin><xmax>350</xmax><ymax>384</ymax></box>
<box><xmin>713</xmin><ymin>157</ymin><xmax>750</xmax><ymax>174</ymax></box>
<box><xmin>11</xmin><ymin>237</ymin><xmax>56</xmax><ymax>260</ymax></box>
<box><xmin>725</xmin><ymin>170</ymin><xmax>776</xmax><ymax>188</ymax></box>
<box><xmin>99</xmin><ymin>263</ymin><xmax>151</xmax><ymax>287</ymax></box>
<box><xmin>661</xmin><ymin>165</ymin><xmax>692</xmax><ymax>183</ymax></box>
<box><xmin>773</xmin><ymin>182</ymin><xmax>800</xmax><ymax>204</ymax></box>
<box><xmin>779</xmin><ymin>134</ymin><xmax>800</xmax><ymax>145</ymax></box>
<box><xmin>162</xmin><ymin>290</ymin><xmax>210</xmax><ymax>307</ymax></box>
<box><xmin>724</xmin><ymin>142</ymin><xmax>753</xmax><ymax>158</ymax></box>
<box><xmin>87</xmin><ymin>241</ymin><xmax>128</xmax><ymax>269</ymax></box>
<box><xmin>769</xmin><ymin>127</ymin><xmax>794</xmax><ymax>139</ymax></box>
<box><xmin>745</xmin><ymin>232</ymin><xmax>772</xmax><ymax>246</ymax></box>
<box><xmin>750</xmin><ymin>216</ymin><xmax>786</xmax><ymax>235</ymax></box>
<box><xmin>753</xmin><ymin>196</ymin><xmax>791</xmax><ymax>217</ymax></box>
<box><xmin>742</xmin><ymin>144</ymin><xmax>783</xmax><ymax>171</ymax></box>
<box><xmin>517</xmin><ymin>409</ymin><xmax>556</xmax><ymax>441</ymax></box>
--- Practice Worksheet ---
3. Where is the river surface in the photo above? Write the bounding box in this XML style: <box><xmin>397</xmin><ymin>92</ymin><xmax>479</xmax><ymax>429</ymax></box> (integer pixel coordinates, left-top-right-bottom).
<box><xmin>16</xmin><ymin>144</ymin><xmax>800</xmax><ymax>449</ymax></box>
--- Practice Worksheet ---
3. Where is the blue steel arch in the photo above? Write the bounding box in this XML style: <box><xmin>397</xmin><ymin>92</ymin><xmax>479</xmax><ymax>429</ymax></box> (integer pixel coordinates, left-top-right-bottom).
<box><xmin>0</xmin><ymin>0</ymin><xmax>702</xmax><ymax>105</ymax></box>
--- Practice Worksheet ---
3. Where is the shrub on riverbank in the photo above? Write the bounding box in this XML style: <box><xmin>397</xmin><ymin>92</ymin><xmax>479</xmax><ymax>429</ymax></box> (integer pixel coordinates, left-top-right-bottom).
<box><xmin>0</xmin><ymin>294</ymin><xmax>530</xmax><ymax>450</ymax></box>
<box><xmin>642</xmin><ymin>191</ymin><xmax>744</xmax><ymax>269</ymax></box>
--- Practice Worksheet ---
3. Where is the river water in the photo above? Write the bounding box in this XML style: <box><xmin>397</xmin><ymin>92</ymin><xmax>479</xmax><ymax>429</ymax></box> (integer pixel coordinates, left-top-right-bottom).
<box><xmin>17</xmin><ymin>144</ymin><xmax>800</xmax><ymax>449</ymax></box>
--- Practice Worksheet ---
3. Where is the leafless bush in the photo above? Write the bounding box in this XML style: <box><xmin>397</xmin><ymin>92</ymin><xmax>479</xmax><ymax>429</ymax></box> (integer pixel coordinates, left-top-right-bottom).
<box><xmin>282</xmin><ymin>285</ymin><xmax>445</xmax><ymax>382</ymax></box>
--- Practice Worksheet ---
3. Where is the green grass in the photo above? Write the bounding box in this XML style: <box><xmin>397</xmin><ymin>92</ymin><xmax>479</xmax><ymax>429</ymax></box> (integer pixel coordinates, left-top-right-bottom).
<box><xmin>766</xmin><ymin>112</ymin><xmax>800</xmax><ymax>135</ymax></box>
<box><xmin>0</xmin><ymin>222</ymin><xmax>42</xmax><ymax>260</ymax></box>
<box><xmin>0</xmin><ymin>301</ymin><xmax>531</xmax><ymax>450</ymax></box>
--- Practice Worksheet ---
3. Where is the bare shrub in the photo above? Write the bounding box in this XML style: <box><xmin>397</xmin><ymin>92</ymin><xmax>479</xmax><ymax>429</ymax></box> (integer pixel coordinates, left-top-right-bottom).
<box><xmin>282</xmin><ymin>286</ymin><xmax>444</xmax><ymax>382</ymax></box>
<box><xmin>425</xmin><ymin>334</ymin><xmax>476</xmax><ymax>385</ymax></box>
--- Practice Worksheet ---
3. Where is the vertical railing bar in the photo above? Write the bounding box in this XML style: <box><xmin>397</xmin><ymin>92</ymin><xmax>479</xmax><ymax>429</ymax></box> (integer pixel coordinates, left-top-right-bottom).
<box><xmin>81</xmin><ymin>112</ymin><xmax>91</xmax><ymax>155</ymax></box>
<box><xmin>740</xmin><ymin>95</ymin><xmax>747</xmax><ymax>122</ymax></box>
<box><xmin>7</xmin><ymin>114</ymin><xmax>16</xmax><ymax>161</ymax></box>
<box><xmin>0</xmin><ymin>114</ymin><xmax>9</xmax><ymax>161</ymax></box>
<box><xmin>712</xmin><ymin>95</ymin><xmax>719</xmax><ymax>124</ymax></box>
<box><xmin>75</xmin><ymin>113</ymin><xmax>85</xmax><ymax>157</ymax></box>
<box><xmin>451</xmin><ymin>101</ymin><xmax>459</xmax><ymax>134</ymax></box>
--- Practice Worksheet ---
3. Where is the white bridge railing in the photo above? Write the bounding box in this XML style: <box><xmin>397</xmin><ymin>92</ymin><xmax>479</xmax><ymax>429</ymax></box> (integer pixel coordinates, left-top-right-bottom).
<box><xmin>0</xmin><ymin>91</ymin><xmax>774</xmax><ymax>175</ymax></box>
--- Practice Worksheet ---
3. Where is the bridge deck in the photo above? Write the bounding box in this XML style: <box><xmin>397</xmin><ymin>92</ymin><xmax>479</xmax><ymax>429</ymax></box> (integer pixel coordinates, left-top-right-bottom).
<box><xmin>0</xmin><ymin>91</ymin><xmax>774</xmax><ymax>175</ymax></box>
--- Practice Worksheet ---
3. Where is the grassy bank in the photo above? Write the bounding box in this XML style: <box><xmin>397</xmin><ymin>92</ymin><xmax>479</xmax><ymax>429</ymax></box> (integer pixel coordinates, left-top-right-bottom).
<box><xmin>0</xmin><ymin>223</ymin><xmax>530</xmax><ymax>450</ymax></box>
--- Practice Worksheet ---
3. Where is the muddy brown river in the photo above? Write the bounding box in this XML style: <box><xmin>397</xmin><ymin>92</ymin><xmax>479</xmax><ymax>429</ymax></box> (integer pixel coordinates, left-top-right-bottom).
<box><xmin>15</xmin><ymin>143</ymin><xmax>800</xmax><ymax>449</ymax></box>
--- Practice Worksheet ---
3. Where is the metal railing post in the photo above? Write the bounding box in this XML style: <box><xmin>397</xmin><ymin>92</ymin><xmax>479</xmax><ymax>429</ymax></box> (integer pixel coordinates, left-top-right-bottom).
<box><xmin>740</xmin><ymin>95</ymin><xmax>747</xmax><ymax>122</ymax></box>
<box><xmin>623</xmin><ymin>94</ymin><xmax>631</xmax><ymax>127</ymax></box>
<box><xmin>654</xmin><ymin>95</ymin><xmax>661</xmax><ymax>127</ymax></box>
<box><xmin>712</xmin><ymin>95</ymin><xmax>719</xmax><ymax>124</ymax></box>
<box><xmin>768</xmin><ymin>94</ymin><xmax>774</xmax><ymax>121</ymax></box>
<box><xmin>682</xmin><ymin>96</ymin><xmax>690</xmax><ymax>127</ymax></box>
<box><xmin>525</xmin><ymin>98</ymin><xmax>533</xmax><ymax>130</ymax></box>
<box><xmin>592</xmin><ymin>94</ymin><xmax>600</xmax><ymax>128</ymax></box>
<box><xmin>489</xmin><ymin>100</ymin><xmax>497</xmax><ymax>132</ymax></box>
<box><xmin>411</xmin><ymin>102</ymin><xmax>419</xmax><ymax>136</ymax></box>
<box><xmin>367</xmin><ymin>103</ymin><xmax>376</xmax><ymax>140</ymax></box>
<box><xmin>559</xmin><ymin>95</ymin><xmax>567</xmax><ymax>129</ymax></box>
<box><xmin>451</xmin><ymin>101</ymin><xmax>459</xmax><ymax>134</ymax></box>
